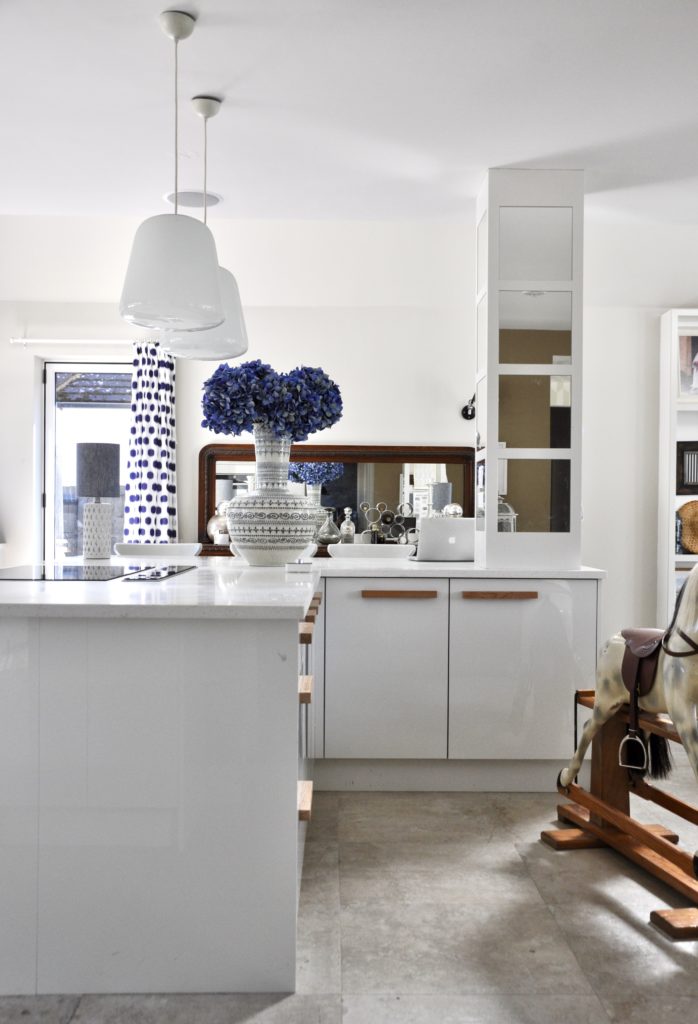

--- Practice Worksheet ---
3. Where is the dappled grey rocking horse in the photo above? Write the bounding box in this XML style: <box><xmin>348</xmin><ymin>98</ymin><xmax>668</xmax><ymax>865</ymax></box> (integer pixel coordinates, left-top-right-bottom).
<box><xmin>559</xmin><ymin>570</ymin><xmax>698</xmax><ymax>790</ymax></box>
<box><xmin>548</xmin><ymin>563</ymin><xmax>698</xmax><ymax>939</ymax></box>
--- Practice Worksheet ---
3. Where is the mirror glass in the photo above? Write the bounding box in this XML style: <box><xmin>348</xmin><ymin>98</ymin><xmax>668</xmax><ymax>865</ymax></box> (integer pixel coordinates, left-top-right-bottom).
<box><xmin>498</xmin><ymin>291</ymin><xmax>572</xmax><ymax>364</ymax></box>
<box><xmin>214</xmin><ymin>460</ymin><xmax>464</xmax><ymax>520</ymax></box>
<box><xmin>499</xmin><ymin>207</ymin><xmax>573</xmax><ymax>281</ymax></box>
<box><xmin>200</xmin><ymin>445</ymin><xmax>475</xmax><ymax>546</ymax></box>
<box><xmin>498</xmin><ymin>374</ymin><xmax>571</xmax><ymax>449</ymax></box>
<box><xmin>498</xmin><ymin>458</ymin><xmax>570</xmax><ymax>533</ymax></box>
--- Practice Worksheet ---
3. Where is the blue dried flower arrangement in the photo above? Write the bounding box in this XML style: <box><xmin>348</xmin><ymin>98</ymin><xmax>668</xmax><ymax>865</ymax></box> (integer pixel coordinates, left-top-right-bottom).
<box><xmin>201</xmin><ymin>359</ymin><xmax>343</xmax><ymax>442</ymax></box>
<box><xmin>288</xmin><ymin>462</ymin><xmax>344</xmax><ymax>486</ymax></box>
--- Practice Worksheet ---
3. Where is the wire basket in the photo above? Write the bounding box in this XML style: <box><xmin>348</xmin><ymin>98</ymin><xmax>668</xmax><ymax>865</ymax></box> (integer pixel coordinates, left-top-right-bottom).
<box><xmin>677</xmin><ymin>500</ymin><xmax>698</xmax><ymax>553</ymax></box>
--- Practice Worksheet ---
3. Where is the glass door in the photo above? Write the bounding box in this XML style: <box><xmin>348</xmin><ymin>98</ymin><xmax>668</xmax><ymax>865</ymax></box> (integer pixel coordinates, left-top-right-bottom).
<box><xmin>44</xmin><ymin>362</ymin><xmax>132</xmax><ymax>561</ymax></box>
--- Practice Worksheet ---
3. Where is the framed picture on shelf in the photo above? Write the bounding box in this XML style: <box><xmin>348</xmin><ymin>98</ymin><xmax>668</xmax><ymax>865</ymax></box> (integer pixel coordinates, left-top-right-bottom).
<box><xmin>677</xmin><ymin>441</ymin><xmax>698</xmax><ymax>494</ymax></box>
<box><xmin>678</xmin><ymin>335</ymin><xmax>698</xmax><ymax>398</ymax></box>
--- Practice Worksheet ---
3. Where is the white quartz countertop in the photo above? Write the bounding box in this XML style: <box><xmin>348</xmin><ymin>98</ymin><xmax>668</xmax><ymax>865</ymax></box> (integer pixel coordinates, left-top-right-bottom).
<box><xmin>312</xmin><ymin>558</ymin><xmax>605</xmax><ymax>579</ymax></box>
<box><xmin>0</xmin><ymin>557</ymin><xmax>321</xmax><ymax>620</ymax></box>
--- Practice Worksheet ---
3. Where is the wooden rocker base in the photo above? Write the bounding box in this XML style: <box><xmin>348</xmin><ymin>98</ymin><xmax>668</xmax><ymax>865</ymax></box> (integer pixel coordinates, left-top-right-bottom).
<box><xmin>540</xmin><ymin>694</ymin><xmax>698</xmax><ymax>940</ymax></box>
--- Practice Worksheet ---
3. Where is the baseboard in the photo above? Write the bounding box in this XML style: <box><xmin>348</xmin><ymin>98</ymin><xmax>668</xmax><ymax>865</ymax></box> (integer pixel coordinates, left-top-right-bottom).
<box><xmin>312</xmin><ymin>759</ymin><xmax>592</xmax><ymax>792</ymax></box>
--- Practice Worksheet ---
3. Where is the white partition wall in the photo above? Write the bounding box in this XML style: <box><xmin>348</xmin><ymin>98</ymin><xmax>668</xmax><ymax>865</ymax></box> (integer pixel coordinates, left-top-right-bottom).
<box><xmin>474</xmin><ymin>169</ymin><xmax>584</xmax><ymax>569</ymax></box>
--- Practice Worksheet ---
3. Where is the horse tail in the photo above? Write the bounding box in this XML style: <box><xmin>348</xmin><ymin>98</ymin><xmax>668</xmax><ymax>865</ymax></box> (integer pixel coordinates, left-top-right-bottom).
<box><xmin>648</xmin><ymin>732</ymin><xmax>673</xmax><ymax>780</ymax></box>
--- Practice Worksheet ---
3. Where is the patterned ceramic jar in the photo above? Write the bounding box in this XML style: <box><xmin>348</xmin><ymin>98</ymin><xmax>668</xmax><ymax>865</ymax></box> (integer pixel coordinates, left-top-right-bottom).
<box><xmin>225</xmin><ymin>425</ymin><xmax>317</xmax><ymax>566</ymax></box>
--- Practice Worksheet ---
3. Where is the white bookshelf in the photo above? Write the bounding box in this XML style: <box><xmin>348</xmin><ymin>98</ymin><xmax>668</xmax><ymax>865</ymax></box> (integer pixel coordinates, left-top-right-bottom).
<box><xmin>658</xmin><ymin>310</ymin><xmax>698</xmax><ymax>622</ymax></box>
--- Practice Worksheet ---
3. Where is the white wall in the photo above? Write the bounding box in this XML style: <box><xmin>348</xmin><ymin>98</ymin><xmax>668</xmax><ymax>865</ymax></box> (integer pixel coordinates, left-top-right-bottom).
<box><xmin>1</xmin><ymin>214</ymin><xmax>698</xmax><ymax>640</ymax></box>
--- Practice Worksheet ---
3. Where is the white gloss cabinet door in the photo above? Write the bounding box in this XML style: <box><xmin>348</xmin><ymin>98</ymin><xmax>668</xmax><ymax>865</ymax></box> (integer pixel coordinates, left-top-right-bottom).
<box><xmin>448</xmin><ymin>579</ymin><xmax>598</xmax><ymax>759</ymax></box>
<box><xmin>0</xmin><ymin>619</ymin><xmax>39</xmax><ymax>993</ymax></box>
<box><xmin>324</xmin><ymin>578</ymin><xmax>449</xmax><ymax>758</ymax></box>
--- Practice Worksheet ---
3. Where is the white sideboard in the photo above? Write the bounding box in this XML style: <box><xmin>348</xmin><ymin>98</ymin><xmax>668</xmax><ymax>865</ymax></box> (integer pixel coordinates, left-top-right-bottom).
<box><xmin>311</xmin><ymin>561</ymin><xmax>602</xmax><ymax>787</ymax></box>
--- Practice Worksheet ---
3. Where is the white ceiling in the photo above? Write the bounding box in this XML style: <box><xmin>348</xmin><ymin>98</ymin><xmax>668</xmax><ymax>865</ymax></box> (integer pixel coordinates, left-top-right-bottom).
<box><xmin>2</xmin><ymin>0</ymin><xmax>698</xmax><ymax>222</ymax></box>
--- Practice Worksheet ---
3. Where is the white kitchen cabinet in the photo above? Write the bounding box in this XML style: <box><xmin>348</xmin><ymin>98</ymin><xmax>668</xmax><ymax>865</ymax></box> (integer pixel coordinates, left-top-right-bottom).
<box><xmin>448</xmin><ymin>578</ymin><xmax>598</xmax><ymax>758</ymax></box>
<box><xmin>324</xmin><ymin>577</ymin><xmax>449</xmax><ymax>758</ymax></box>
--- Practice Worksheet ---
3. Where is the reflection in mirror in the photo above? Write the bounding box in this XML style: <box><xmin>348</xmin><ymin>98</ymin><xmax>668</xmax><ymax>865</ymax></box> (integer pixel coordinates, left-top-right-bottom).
<box><xmin>498</xmin><ymin>458</ymin><xmax>570</xmax><ymax>533</ymax></box>
<box><xmin>499</xmin><ymin>291</ymin><xmax>571</xmax><ymax>364</ymax></box>
<box><xmin>199</xmin><ymin>445</ymin><xmax>474</xmax><ymax>549</ymax></box>
<box><xmin>499</xmin><ymin>207</ymin><xmax>573</xmax><ymax>281</ymax></box>
<box><xmin>498</xmin><ymin>375</ymin><xmax>571</xmax><ymax>449</ymax></box>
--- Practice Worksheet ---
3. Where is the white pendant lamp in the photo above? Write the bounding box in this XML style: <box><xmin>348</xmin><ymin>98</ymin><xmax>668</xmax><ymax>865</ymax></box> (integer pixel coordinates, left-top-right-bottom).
<box><xmin>119</xmin><ymin>11</ymin><xmax>223</xmax><ymax>332</ymax></box>
<box><xmin>161</xmin><ymin>96</ymin><xmax>249</xmax><ymax>360</ymax></box>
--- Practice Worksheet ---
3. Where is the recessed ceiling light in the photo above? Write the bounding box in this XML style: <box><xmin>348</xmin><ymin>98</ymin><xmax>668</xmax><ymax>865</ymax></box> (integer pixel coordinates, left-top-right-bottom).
<box><xmin>164</xmin><ymin>190</ymin><xmax>223</xmax><ymax>208</ymax></box>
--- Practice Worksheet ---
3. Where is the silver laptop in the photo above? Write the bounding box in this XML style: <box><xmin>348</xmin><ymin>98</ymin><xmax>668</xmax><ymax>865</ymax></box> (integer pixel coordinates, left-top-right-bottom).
<box><xmin>412</xmin><ymin>517</ymin><xmax>475</xmax><ymax>561</ymax></box>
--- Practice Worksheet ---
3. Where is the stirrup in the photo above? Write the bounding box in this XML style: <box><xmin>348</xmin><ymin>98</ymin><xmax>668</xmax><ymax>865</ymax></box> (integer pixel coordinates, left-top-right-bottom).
<box><xmin>618</xmin><ymin>732</ymin><xmax>648</xmax><ymax>771</ymax></box>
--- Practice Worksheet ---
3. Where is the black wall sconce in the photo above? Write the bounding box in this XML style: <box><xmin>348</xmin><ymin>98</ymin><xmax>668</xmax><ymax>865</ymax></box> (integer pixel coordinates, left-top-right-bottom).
<box><xmin>461</xmin><ymin>394</ymin><xmax>476</xmax><ymax>420</ymax></box>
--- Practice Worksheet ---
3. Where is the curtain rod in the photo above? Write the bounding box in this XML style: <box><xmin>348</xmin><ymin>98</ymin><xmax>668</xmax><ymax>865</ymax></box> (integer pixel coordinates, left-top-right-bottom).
<box><xmin>9</xmin><ymin>337</ymin><xmax>134</xmax><ymax>346</ymax></box>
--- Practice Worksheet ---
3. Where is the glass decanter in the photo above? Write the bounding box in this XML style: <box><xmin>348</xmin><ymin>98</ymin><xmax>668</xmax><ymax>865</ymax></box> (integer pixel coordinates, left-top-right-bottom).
<box><xmin>317</xmin><ymin>507</ymin><xmax>341</xmax><ymax>546</ymax></box>
<box><xmin>339</xmin><ymin>507</ymin><xmax>355</xmax><ymax>544</ymax></box>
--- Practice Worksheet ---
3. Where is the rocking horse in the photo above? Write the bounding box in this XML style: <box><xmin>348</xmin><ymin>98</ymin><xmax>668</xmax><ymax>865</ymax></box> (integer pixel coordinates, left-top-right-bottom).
<box><xmin>542</xmin><ymin>563</ymin><xmax>698</xmax><ymax>940</ymax></box>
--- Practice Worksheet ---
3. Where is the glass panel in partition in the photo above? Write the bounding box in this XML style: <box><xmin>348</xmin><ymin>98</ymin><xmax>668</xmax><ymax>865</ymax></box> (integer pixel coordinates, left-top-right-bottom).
<box><xmin>499</xmin><ymin>291</ymin><xmax>572</xmax><ymax>364</ymax></box>
<box><xmin>475</xmin><ymin>460</ymin><xmax>485</xmax><ymax>531</ymax></box>
<box><xmin>476</xmin><ymin>295</ymin><xmax>487</xmax><ymax>373</ymax></box>
<box><xmin>498</xmin><ymin>375</ymin><xmax>571</xmax><ymax>449</ymax></box>
<box><xmin>498</xmin><ymin>458</ymin><xmax>570</xmax><ymax>533</ymax></box>
<box><xmin>498</xmin><ymin>207</ymin><xmax>573</xmax><ymax>281</ymax></box>
<box><xmin>476</xmin><ymin>211</ymin><xmax>488</xmax><ymax>294</ymax></box>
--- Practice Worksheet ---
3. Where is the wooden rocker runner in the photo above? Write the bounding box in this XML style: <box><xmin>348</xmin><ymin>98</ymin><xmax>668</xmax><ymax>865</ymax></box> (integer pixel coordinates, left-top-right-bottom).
<box><xmin>541</xmin><ymin>568</ymin><xmax>698</xmax><ymax>941</ymax></box>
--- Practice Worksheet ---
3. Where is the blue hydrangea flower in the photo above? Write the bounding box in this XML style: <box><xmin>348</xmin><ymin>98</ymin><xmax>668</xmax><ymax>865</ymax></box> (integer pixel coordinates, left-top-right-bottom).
<box><xmin>201</xmin><ymin>360</ymin><xmax>343</xmax><ymax>441</ymax></box>
<box><xmin>288</xmin><ymin>462</ymin><xmax>344</xmax><ymax>485</ymax></box>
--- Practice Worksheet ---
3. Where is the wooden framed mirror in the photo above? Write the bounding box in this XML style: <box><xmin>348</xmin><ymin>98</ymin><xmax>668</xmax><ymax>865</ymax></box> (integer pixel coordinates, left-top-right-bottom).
<box><xmin>198</xmin><ymin>443</ymin><xmax>475</xmax><ymax>554</ymax></box>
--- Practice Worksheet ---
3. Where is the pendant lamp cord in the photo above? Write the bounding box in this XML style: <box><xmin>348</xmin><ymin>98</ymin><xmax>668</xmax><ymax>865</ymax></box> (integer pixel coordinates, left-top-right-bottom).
<box><xmin>173</xmin><ymin>38</ymin><xmax>179</xmax><ymax>215</ymax></box>
<box><xmin>203</xmin><ymin>115</ymin><xmax>208</xmax><ymax>225</ymax></box>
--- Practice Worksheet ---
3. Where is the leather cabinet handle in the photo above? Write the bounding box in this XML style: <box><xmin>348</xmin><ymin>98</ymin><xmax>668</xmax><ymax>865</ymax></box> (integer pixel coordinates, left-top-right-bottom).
<box><xmin>361</xmin><ymin>589</ymin><xmax>439</xmax><ymax>599</ymax></box>
<box><xmin>461</xmin><ymin>591</ymin><xmax>538</xmax><ymax>600</ymax></box>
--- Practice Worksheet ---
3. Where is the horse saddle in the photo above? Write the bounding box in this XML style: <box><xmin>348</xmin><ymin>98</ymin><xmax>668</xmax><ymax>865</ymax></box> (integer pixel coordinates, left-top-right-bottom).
<box><xmin>618</xmin><ymin>627</ymin><xmax>666</xmax><ymax>770</ymax></box>
<box><xmin>621</xmin><ymin>627</ymin><xmax>665</xmax><ymax>697</ymax></box>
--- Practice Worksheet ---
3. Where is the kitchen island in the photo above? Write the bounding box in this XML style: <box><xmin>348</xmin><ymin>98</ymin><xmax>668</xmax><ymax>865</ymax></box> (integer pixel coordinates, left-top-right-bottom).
<box><xmin>0</xmin><ymin>557</ymin><xmax>319</xmax><ymax>995</ymax></box>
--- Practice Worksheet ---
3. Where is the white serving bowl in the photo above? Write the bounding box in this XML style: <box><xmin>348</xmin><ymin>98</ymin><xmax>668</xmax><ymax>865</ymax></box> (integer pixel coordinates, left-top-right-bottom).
<box><xmin>328</xmin><ymin>544</ymin><xmax>415</xmax><ymax>559</ymax></box>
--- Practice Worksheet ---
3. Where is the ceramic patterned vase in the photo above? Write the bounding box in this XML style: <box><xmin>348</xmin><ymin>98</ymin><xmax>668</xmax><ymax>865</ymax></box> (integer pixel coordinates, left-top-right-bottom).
<box><xmin>225</xmin><ymin>425</ymin><xmax>317</xmax><ymax>566</ymax></box>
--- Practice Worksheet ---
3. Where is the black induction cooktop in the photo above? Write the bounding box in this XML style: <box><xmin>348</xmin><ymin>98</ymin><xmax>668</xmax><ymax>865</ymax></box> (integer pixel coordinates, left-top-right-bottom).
<box><xmin>0</xmin><ymin>564</ymin><xmax>197</xmax><ymax>582</ymax></box>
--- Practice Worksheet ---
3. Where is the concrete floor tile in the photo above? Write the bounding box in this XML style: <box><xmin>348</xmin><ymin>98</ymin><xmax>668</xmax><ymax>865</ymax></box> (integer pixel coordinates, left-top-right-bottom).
<box><xmin>336</xmin><ymin>793</ymin><xmax>501</xmax><ymax>843</ymax></box>
<box><xmin>602</xmin><ymin>995</ymin><xmax>698</xmax><ymax>1022</ymax></box>
<box><xmin>296</xmin><ymin>919</ymin><xmax>342</xmax><ymax>996</ymax></box>
<box><xmin>306</xmin><ymin>795</ymin><xmax>339</xmax><ymax>842</ymax></box>
<box><xmin>518</xmin><ymin>839</ymin><xmax>683</xmax><ymax>908</ymax></box>
<box><xmin>72</xmin><ymin>995</ymin><xmax>341</xmax><ymax>1023</ymax></box>
<box><xmin>302</xmin><ymin>842</ymin><xmax>339</xmax><ymax>873</ymax></box>
<box><xmin>341</xmin><ymin>993</ymin><xmax>611</xmax><ymax>1024</ymax></box>
<box><xmin>549</xmin><ymin>902</ymin><xmax>698</xmax><ymax>996</ymax></box>
<box><xmin>0</xmin><ymin>998</ymin><xmax>79</xmax><ymax>1024</ymax></box>
<box><xmin>338</xmin><ymin>839</ymin><xmax>542</xmax><ymax>906</ymax></box>
<box><xmin>339</xmin><ymin>901</ymin><xmax>594</xmax><ymax>995</ymax></box>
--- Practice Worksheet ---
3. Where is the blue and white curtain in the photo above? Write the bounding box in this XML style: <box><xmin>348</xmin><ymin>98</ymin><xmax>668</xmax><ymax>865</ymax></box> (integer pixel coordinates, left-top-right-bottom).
<box><xmin>123</xmin><ymin>343</ymin><xmax>178</xmax><ymax>542</ymax></box>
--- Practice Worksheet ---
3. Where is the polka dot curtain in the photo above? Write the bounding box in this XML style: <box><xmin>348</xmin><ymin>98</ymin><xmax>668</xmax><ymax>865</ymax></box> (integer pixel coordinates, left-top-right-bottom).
<box><xmin>123</xmin><ymin>343</ymin><xmax>178</xmax><ymax>543</ymax></box>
